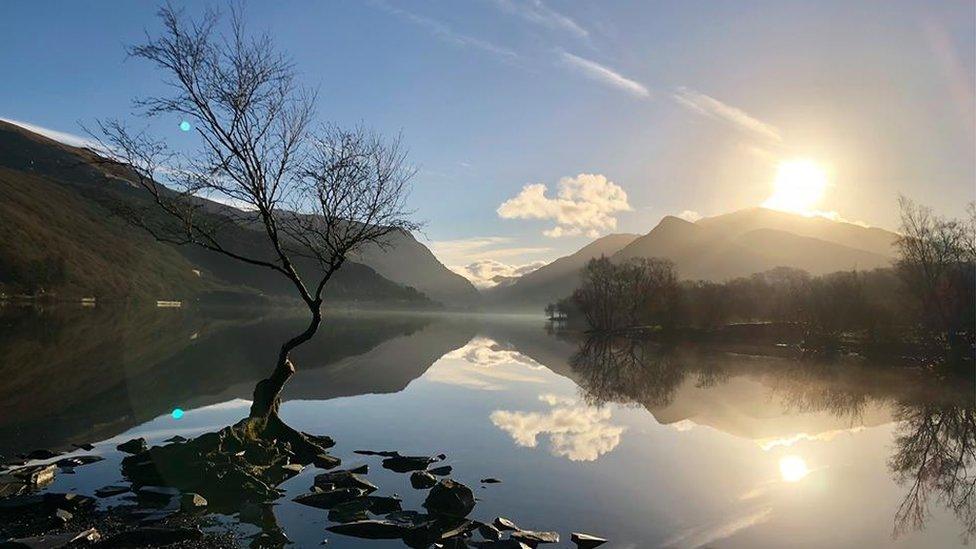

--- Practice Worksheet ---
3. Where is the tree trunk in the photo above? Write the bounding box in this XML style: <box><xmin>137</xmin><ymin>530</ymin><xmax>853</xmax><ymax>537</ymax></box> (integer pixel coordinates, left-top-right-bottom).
<box><xmin>249</xmin><ymin>304</ymin><xmax>322</xmax><ymax>421</ymax></box>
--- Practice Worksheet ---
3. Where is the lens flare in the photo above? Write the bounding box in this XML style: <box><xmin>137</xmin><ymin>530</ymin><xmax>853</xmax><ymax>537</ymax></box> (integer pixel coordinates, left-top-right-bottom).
<box><xmin>179</xmin><ymin>120</ymin><xmax>191</xmax><ymax>132</ymax></box>
<box><xmin>171</xmin><ymin>408</ymin><xmax>185</xmax><ymax>420</ymax></box>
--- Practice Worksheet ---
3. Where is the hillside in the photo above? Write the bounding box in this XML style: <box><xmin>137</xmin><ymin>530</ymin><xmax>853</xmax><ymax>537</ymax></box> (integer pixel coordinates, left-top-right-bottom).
<box><xmin>0</xmin><ymin>120</ymin><xmax>438</xmax><ymax>305</ymax></box>
<box><xmin>483</xmin><ymin>233</ymin><xmax>639</xmax><ymax>310</ymax></box>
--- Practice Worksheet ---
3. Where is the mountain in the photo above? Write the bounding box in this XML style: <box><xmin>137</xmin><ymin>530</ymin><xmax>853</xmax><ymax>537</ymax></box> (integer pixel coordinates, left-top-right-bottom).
<box><xmin>484</xmin><ymin>208</ymin><xmax>898</xmax><ymax>311</ymax></box>
<box><xmin>0</xmin><ymin>119</ymin><xmax>470</xmax><ymax>305</ymax></box>
<box><xmin>482</xmin><ymin>233</ymin><xmax>639</xmax><ymax>310</ymax></box>
<box><xmin>351</xmin><ymin>232</ymin><xmax>481</xmax><ymax>308</ymax></box>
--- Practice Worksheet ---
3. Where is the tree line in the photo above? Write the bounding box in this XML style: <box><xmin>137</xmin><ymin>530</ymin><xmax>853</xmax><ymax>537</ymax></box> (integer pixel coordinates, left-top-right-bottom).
<box><xmin>549</xmin><ymin>198</ymin><xmax>975</xmax><ymax>360</ymax></box>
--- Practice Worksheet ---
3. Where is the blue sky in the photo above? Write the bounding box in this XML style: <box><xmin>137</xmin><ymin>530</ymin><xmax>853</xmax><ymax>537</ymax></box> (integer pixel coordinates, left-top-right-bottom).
<box><xmin>1</xmin><ymin>1</ymin><xmax>973</xmax><ymax>284</ymax></box>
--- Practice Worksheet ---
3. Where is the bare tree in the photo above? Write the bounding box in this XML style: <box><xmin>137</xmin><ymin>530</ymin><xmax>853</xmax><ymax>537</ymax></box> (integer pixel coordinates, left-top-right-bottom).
<box><xmin>90</xmin><ymin>5</ymin><xmax>419</xmax><ymax>431</ymax></box>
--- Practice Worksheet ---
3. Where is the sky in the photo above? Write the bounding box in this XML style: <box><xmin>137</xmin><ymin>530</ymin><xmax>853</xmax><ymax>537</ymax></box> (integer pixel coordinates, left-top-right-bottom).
<box><xmin>1</xmin><ymin>1</ymin><xmax>973</xmax><ymax>286</ymax></box>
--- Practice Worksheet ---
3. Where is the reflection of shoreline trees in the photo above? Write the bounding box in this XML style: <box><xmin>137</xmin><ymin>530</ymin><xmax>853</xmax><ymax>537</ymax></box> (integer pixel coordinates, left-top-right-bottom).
<box><xmin>889</xmin><ymin>403</ymin><xmax>975</xmax><ymax>542</ymax></box>
<box><xmin>555</xmin><ymin>199</ymin><xmax>974</xmax><ymax>364</ymax></box>
<box><xmin>568</xmin><ymin>334</ymin><xmax>975</xmax><ymax>540</ymax></box>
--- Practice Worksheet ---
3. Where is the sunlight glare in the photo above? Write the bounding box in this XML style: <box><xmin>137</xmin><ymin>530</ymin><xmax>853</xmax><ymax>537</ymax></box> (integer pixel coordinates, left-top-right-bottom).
<box><xmin>779</xmin><ymin>455</ymin><xmax>810</xmax><ymax>482</ymax></box>
<box><xmin>762</xmin><ymin>159</ymin><xmax>828</xmax><ymax>215</ymax></box>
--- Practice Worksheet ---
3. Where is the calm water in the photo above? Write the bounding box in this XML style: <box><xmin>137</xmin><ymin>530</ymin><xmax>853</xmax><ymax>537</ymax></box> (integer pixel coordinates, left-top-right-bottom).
<box><xmin>1</xmin><ymin>306</ymin><xmax>973</xmax><ymax>548</ymax></box>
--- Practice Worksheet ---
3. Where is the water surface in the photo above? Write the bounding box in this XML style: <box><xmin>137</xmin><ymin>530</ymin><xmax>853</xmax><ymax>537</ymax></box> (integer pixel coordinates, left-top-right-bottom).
<box><xmin>1</xmin><ymin>306</ymin><xmax>972</xmax><ymax>548</ymax></box>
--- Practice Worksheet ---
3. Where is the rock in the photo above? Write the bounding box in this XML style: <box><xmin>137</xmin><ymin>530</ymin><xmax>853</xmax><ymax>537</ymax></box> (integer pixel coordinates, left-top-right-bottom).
<box><xmin>428</xmin><ymin>465</ymin><xmax>452</xmax><ymax>476</ymax></box>
<box><xmin>180</xmin><ymin>492</ymin><xmax>208</xmax><ymax>511</ymax></box>
<box><xmin>511</xmin><ymin>529</ymin><xmax>560</xmax><ymax>545</ymax></box>
<box><xmin>439</xmin><ymin>537</ymin><xmax>467</xmax><ymax>549</ymax></box>
<box><xmin>364</xmin><ymin>495</ymin><xmax>402</xmax><ymax>514</ymax></box>
<box><xmin>163</xmin><ymin>435</ymin><xmax>187</xmax><ymax>443</ymax></box>
<box><xmin>24</xmin><ymin>449</ymin><xmax>61</xmax><ymax>461</ymax></box>
<box><xmin>43</xmin><ymin>493</ymin><xmax>95</xmax><ymax>512</ymax></box>
<box><xmin>250</xmin><ymin>529</ymin><xmax>289</xmax><ymax>548</ymax></box>
<box><xmin>348</xmin><ymin>464</ymin><xmax>368</xmax><ymax>474</ymax></box>
<box><xmin>0</xmin><ymin>528</ymin><xmax>100</xmax><ymax>548</ymax></box>
<box><xmin>116</xmin><ymin>438</ymin><xmax>148</xmax><ymax>454</ymax></box>
<box><xmin>72</xmin><ymin>443</ymin><xmax>96</xmax><ymax>451</ymax></box>
<box><xmin>382</xmin><ymin>455</ymin><xmax>435</xmax><ymax>473</ymax></box>
<box><xmin>493</xmin><ymin>516</ymin><xmax>519</xmax><ymax>531</ymax></box>
<box><xmin>99</xmin><ymin>526</ymin><xmax>203</xmax><ymax>547</ymax></box>
<box><xmin>353</xmin><ymin>450</ymin><xmax>400</xmax><ymax>457</ymax></box>
<box><xmin>313</xmin><ymin>470</ymin><xmax>378</xmax><ymax>493</ymax></box>
<box><xmin>294</xmin><ymin>488</ymin><xmax>365</xmax><ymax>509</ymax></box>
<box><xmin>95</xmin><ymin>485</ymin><xmax>131</xmax><ymax>498</ymax></box>
<box><xmin>478</xmin><ymin>523</ymin><xmax>502</xmax><ymax>541</ymax></box>
<box><xmin>0</xmin><ymin>464</ymin><xmax>57</xmax><ymax>498</ymax></box>
<box><xmin>51</xmin><ymin>508</ymin><xmax>73</xmax><ymax>524</ymax></box>
<box><xmin>436</xmin><ymin>453</ymin><xmax>447</xmax><ymax>461</ymax></box>
<box><xmin>312</xmin><ymin>453</ymin><xmax>341</xmax><ymax>470</ymax></box>
<box><xmin>423</xmin><ymin>479</ymin><xmax>475</xmax><ymax>517</ymax></box>
<box><xmin>0</xmin><ymin>494</ymin><xmax>45</xmax><ymax>515</ymax></box>
<box><xmin>238</xmin><ymin>502</ymin><xmax>267</xmax><ymax>523</ymax></box>
<box><xmin>481</xmin><ymin>477</ymin><xmax>502</xmax><ymax>484</ymax></box>
<box><xmin>571</xmin><ymin>532</ymin><xmax>608</xmax><ymax>548</ymax></box>
<box><xmin>326</xmin><ymin>520</ymin><xmax>408</xmax><ymax>540</ymax></box>
<box><xmin>410</xmin><ymin>470</ymin><xmax>438</xmax><ymax>490</ymax></box>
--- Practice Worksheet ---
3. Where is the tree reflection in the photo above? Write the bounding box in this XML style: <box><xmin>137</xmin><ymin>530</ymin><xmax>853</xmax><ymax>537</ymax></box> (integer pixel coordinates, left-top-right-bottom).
<box><xmin>570</xmin><ymin>336</ymin><xmax>690</xmax><ymax>408</ymax></box>
<box><xmin>889</xmin><ymin>403</ymin><xmax>976</xmax><ymax>542</ymax></box>
<box><xmin>567</xmin><ymin>333</ymin><xmax>975</xmax><ymax>541</ymax></box>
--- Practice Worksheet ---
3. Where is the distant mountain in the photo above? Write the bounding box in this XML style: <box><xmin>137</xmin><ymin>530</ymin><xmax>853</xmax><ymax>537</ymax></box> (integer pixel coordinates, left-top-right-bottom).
<box><xmin>484</xmin><ymin>208</ymin><xmax>898</xmax><ymax>311</ymax></box>
<box><xmin>483</xmin><ymin>233</ymin><xmax>639</xmax><ymax>310</ymax></box>
<box><xmin>0</xmin><ymin>119</ymin><xmax>469</xmax><ymax>306</ymax></box>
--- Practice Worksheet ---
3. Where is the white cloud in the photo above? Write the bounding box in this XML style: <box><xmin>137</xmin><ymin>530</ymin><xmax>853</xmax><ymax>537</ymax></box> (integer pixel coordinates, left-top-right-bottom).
<box><xmin>1</xmin><ymin>117</ymin><xmax>96</xmax><ymax>148</ymax></box>
<box><xmin>560</xmin><ymin>52</ymin><xmax>650</xmax><ymax>98</ymax></box>
<box><xmin>497</xmin><ymin>173</ymin><xmax>632</xmax><ymax>238</ymax></box>
<box><xmin>491</xmin><ymin>394</ymin><xmax>626</xmax><ymax>461</ymax></box>
<box><xmin>677</xmin><ymin>210</ymin><xmax>703</xmax><ymax>222</ymax></box>
<box><xmin>427</xmin><ymin>337</ymin><xmax>548</xmax><ymax>390</ymax></box>
<box><xmin>371</xmin><ymin>0</ymin><xmax>517</xmax><ymax>59</ymax></box>
<box><xmin>450</xmin><ymin>259</ymin><xmax>546</xmax><ymax>288</ymax></box>
<box><xmin>672</xmin><ymin>87</ymin><xmax>782</xmax><ymax>142</ymax></box>
<box><xmin>492</xmin><ymin>0</ymin><xmax>589</xmax><ymax>39</ymax></box>
<box><xmin>444</xmin><ymin>336</ymin><xmax>543</xmax><ymax>369</ymax></box>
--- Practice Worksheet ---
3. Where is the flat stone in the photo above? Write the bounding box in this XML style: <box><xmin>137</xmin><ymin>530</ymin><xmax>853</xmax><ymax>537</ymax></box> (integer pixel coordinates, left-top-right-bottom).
<box><xmin>163</xmin><ymin>435</ymin><xmax>187</xmax><ymax>443</ymax></box>
<box><xmin>480</xmin><ymin>477</ymin><xmax>502</xmax><ymax>484</ymax></box>
<box><xmin>571</xmin><ymin>532</ymin><xmax>608</xmax><ymax>548</ymax></box>
<box><xmin>382</xmin><ymin>455</ymin><xmax>435</xmax><ymax>473</ymax></box>
<box><xmin>326</xmin><ymin>520</ymin><xmax>407</xmax><ymax>540</ymax></box>
<box><xmin>54</xmin><ymin>455</ymin><xmax>104</xmax><ymax>468</ymax></box>
<box><xmin>294</xmin><ymin>488</ymin><xmax>365</xmax><ymax>509</ymax></box>
<box><xmin>116</xmin><ymin>437</ymin><xmax>148</xmax><ymax>454</ymax></box>
<box><xmin>428</xmin><ymin>465</ymin><xmax>452</xmax><ymax>476</ymax></box>
<box><xmin>313</xmin><ymin>470</ymin><xmax>377</xmax><ymax>493</ymax></box>
<box><xmin>493</xmin><ymin>516</ymin><xmax>519</xmax><ymax>531</ymax></box>
<box><xmin>312</xmin><ymin>453</ymin><xmax>342</xmax><ymax>470</ymax></box>
<box><xmin>511</xmin><ymin>529</ymin><xmax>560</xmax><ymax>544</ymax></box>
<box><xmin>410</xmin><ymin>470</ymin><xmax>438</xmax><ymax>489</ymax></box>
<box><xmin>364</xmin><ymin>495</ymin><xmax>402</xmax><ymax>514</ymax></box>
<box><xmin>353</xmin><ymin>450</ymin><xmax>400</xmax><ymax>457</ymax></box>
<box><xmin>348</xmin><ymin>464</ymin><xmax>368</xmax><ymax>474</ymax></box>
<box><xmin>95</xmin><ymin>485</ymin><xmax>130</xmax><ymax>498</ymax></box>
<box><xmin>423</xmin><ymin>479</ymin><xmax>475</xmax><ymax>517</ymax></box>
<box><xmin>478</xmin><ymin>523</ymin><xmax>502</xmax><ymax>541</ymax></box>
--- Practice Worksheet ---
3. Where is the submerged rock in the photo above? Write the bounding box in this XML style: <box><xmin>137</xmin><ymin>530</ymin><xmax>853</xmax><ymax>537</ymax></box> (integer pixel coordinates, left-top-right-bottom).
<box><xmin>353</xmin><ymin>450</ymin><xmax>400</xmax><ymax>457</ymax></box>
<box><xmin>294</xmin><ymin>488</ymin><xmax>365</xmax><ymax>509</ymax></box>
<box><xmin>382</xmin><ymin>455</ymin><xmax>435</xmax><ymax>473</ymax></box>
<box><xmin>116</xmin><ymin>438</ymin><xmax>148</xmax><ymax>455</ymax></box>
<box><xmin>423</xmin><ymin>479</ymin><xmax>475</xmax><ymax>517</ymax></box>
<box><xmin>410</xmin><ymin>470</ymin><xmax>438</xmax><ymax>489</ymax></box>
<box><xmin>571</xmin><ymin>532</ymin><xmax>608</xmax><ymax>548</ymax></box>
<box><xmin>480</xmin><ymin>477</ymin><xmax>502</xmax><ymax>484</ymax></box>
<box><xmin>427</xmin><ymin>465</ymin><xmax>452</xmax><ymax>476</ymax></box>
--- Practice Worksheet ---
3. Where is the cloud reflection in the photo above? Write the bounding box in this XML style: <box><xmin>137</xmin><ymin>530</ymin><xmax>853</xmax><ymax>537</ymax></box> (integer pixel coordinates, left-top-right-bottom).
<box><xmin>491</xmin><ymin>394</ymin><xmax>625</xmax><ymax>461</ymax></box>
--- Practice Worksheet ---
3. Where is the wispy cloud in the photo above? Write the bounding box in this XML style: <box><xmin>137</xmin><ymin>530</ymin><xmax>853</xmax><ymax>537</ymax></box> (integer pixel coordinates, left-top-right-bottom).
<box><xmin>560</xmin><ymin>52</ymin><xmax>650</xmax><ymax>98</ymax></box>
<box><xmin>497</xmin><ymin>173</ymin><xmax>632</xmax><ymax>238</ymax></box>
<box><xmin>0</xmin><ymin>117</ymin><xmax>96</xmax><ymax>148</ymax></box>
<box><xmin>660</xmin><ymin>506</ymin><xmax>773</xmax><ymax>548</ymax></box>
<box><xmin>672</xmin><ymin>87</ymin><xmax>782</xmax><ymax>142</ymax></box>
<box><xmin>371</xmin><ymin>0</ymin><xmax>517</xmax><ymax>59</ymax></box>
<box><xmin>491</xmin><ymin>0</ymin><xmax>589</xmax><ymax>39</ymax></box>
<box><xmin>676</xmin><ymin>210</ymin><xmax>703</xmax><ymax>222</ymax></box>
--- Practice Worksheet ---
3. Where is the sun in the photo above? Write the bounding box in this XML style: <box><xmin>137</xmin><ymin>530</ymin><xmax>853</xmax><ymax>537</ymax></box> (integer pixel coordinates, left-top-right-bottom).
<box><xmin>779</xmin><ymin>455</ymin><xmax>810</xmax><ymax>483</ymax></box>
<box><xmin>762</xmin><ymin>159</ymin><xmax>828</xmax><ymax>215</ymax></box>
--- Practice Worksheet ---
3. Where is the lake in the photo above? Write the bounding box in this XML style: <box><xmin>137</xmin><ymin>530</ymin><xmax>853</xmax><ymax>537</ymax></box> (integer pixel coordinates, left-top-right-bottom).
<box><xmin>1</xmin><ymin>305</ymin><xmax>973</xmax><ymax>548</ymax></box>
